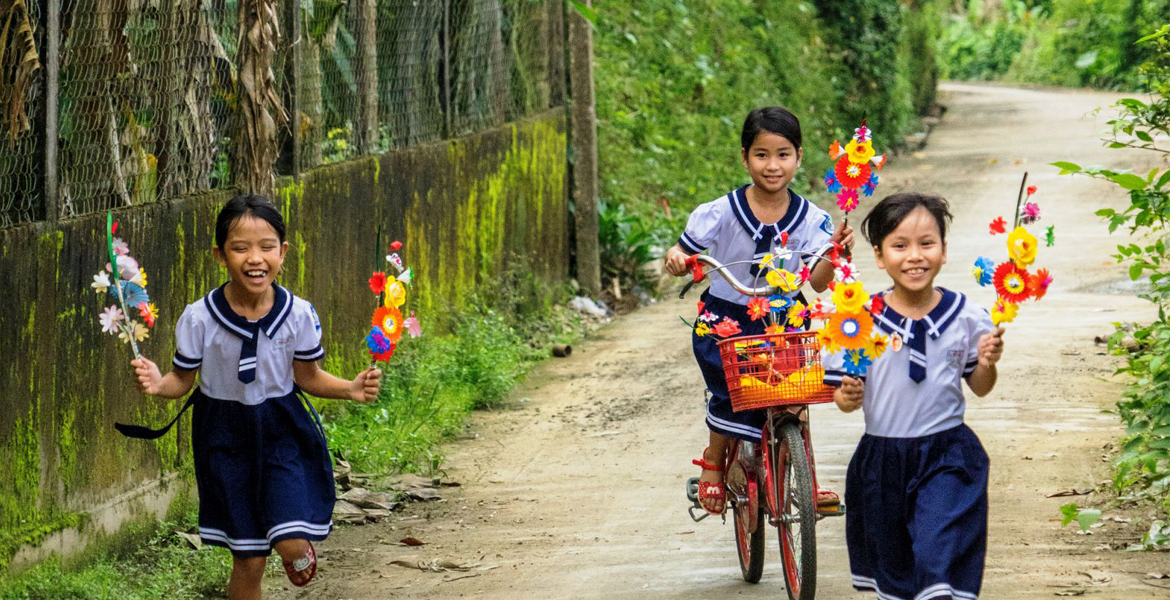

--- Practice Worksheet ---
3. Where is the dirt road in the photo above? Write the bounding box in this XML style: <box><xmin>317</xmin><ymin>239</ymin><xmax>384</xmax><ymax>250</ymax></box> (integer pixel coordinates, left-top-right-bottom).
<box><xmin>270</xmin><ymin>83</ymin><xmax>1170</xmax><ymax>599</ymax></box>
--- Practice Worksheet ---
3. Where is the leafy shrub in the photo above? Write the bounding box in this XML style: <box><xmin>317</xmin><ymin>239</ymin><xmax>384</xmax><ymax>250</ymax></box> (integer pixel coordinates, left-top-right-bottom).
<box><xmin>1054</xmin><ymin>26</ymin><xmax>1170</xmax><ymax>542</ymax></box>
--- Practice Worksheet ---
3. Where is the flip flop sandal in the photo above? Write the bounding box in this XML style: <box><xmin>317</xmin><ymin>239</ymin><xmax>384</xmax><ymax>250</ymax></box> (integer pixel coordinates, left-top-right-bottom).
<box><xmin>692</xmin><ymin>449</ymin><xmax>726</xmax><ymax>515</ymax></box>
<box><xmin>816</xmin><ymin>487</ymin><xmax>841</xmax><ymax>507</ymax></box>
<box><xmin>282</xmin><ymin>541</ymin><xmax>317</xmax><ymax>587</ymax></box>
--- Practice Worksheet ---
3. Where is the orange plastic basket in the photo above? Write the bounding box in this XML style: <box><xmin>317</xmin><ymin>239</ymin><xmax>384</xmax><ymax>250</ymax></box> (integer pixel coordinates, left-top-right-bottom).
<box><xmin>717</xmin><ymin>331</ymin><xmax>835</xmax><ymax>412</ymax></box>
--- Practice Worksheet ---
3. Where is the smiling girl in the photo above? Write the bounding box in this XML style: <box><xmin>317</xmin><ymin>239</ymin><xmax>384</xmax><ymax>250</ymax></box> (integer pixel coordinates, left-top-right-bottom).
<box><xmin>664</xmin><ymin>106</ymin><xmax>854</xmax><ymax>515</ymax></box>
<box><xmin>126</xmin><ymin>195</ymin><xmax>381</xmax><ymax>598</ymax></box>
<box><xmin>827</xmin><ymin>192</ymin><xmax>1005</xmax><ymax>600</ymax></box>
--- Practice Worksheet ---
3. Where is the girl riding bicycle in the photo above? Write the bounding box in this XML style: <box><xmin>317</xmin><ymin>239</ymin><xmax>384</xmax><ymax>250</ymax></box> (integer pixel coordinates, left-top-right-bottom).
<box><xmin>664</xmin><ymin>106</ymin><xmax>854</xmax><ymax>515</ymax></box>
<box><xmin>828</xmin><ymin>192</ymin><xmax>1004</xmax><ymax>600</ymax></box>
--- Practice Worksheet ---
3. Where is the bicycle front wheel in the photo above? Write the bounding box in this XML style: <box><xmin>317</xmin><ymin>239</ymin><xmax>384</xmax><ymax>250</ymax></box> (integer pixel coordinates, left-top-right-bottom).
<box><xmin>773</xmin><ymin>420</ymin><xmax>817</xmax><ymax>600</ymax></box>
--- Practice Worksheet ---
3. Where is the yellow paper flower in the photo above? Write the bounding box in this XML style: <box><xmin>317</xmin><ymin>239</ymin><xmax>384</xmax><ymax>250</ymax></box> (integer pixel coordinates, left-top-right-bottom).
<box><xmin>815</xmin><ymin>327</ymin><xmax>840</xmax><ymax>353</ymax></box>
<box><xmin>867</xmin><ymin>333</ymin><xmax>889</xmax><ymax>359</ymax></box>
<box><xmin>991</xmin><ymin>298</ymin><xmax>1018</xmax><ymax>326</ymax></box>
<box><xmin>1007</xmin><ymin>226</ymin><xmax>1038</xmax><ymax>267</ymax></box>
<box><xmin>845</xmin><ymin>139</ymin><xmax>875</xmax><ymax>164</ymax></box>
<box><xmin>118</xmin><ymin>321</ymin><xmax>150</xmax><ymax>343</ymax></box>
<box><xmin>787</xmin><ymin>301</ymin><xmax>807</xmax><ymax>328</ymax></box>
<box><xmin>132</xmin><ymin>268</ymin><xmax>148</xmax><ymax>287</ymax></box>
<box><xmin>765</xmin><ymin>269</ymin><xmax>799</xmax><ymax>292</ymax></box>
<box><xmin>695</xmin><ymin>322</ymin><xmax>711</xmax><ymax>337</ymax></box>
<box><xmin>384</xmin><ymin>281</ymin><xmax>407</xmax><ymax>308</ymax></box>
<box><xmin>831</xmin><ymin>281</ymin><xmax>868</xmax><ymax>314</ymax></box>
<box><xmin>758</xmin><ymin>253</ymin><xmax>774</xmax><ymax>270</ymax></box>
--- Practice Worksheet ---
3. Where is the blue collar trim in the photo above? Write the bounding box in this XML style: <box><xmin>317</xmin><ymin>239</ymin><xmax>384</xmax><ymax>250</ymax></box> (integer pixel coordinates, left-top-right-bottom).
<box><xmin>205</xmin><ymin>283</ymin><xmax>293</xmax><ymax>341</ymax></box>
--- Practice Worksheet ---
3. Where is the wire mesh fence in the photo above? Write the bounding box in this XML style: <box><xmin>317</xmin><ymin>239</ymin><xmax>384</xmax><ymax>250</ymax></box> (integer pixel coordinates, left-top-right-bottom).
<box><xmin>0</xmin><ymin>0</ymin><xmax>567</xmax><ymax>228</ymax></box>
<box><xmin>0</xmin><ymin>0</ymin><xmax>43</xmax><ymax>228</ymax></box>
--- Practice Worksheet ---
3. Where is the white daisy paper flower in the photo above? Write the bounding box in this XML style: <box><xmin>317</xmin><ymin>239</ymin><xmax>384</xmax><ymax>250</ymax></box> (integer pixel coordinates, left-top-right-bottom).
<box><xmin>99</xmin><ymin>306</ymin><xmax>124</xmax><ymax>335</ymax></box>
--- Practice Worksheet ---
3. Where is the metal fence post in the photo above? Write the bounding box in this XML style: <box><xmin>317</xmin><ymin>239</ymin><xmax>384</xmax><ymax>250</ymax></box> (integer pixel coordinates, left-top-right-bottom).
<box><xmin>43</xmin><ymin>0</ymin><xmax>60</xmax><ymax>221</ymax></box>
<box><xmin>441</xmin><ymin>0</ymin><xmax>452</xmax><ymax>138</ymax></box>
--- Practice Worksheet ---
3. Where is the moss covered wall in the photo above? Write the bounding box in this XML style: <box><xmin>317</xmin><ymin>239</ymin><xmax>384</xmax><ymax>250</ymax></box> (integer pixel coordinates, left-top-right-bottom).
<box><xmin>0</xmin><ymin>109</ymin><xmax>568</xmax><ymax>567</ymax></box>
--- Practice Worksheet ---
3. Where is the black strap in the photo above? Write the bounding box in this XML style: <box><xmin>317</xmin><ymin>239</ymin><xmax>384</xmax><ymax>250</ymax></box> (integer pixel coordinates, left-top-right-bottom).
<box><xmin>115</xmin><ymin>394</ymin><xmax>197</xmax><ymax>440</ymax></box>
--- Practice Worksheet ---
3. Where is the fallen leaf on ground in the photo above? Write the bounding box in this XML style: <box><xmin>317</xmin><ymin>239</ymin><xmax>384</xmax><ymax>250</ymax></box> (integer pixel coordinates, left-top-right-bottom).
<box><xmin>1045</xmin><ymin>489</ymin><xmax>1093</xmax><ymax>498</ymax></box>
<box><xmin>175</xmin><ymin>531</ymin><xmax>202</xmax><ymax>549</ymax></box>
<box><xmin>1081</xmin><ymin>570</ymin><xmax>1112</xmax><ymax>585</ymax></box>
<box><xmin>389</xmin><ymin>559</ymin><xmax>498</xmax><ymax>573</ymax></box>
<box><xmin>1054</xmin><ymin>589</ymin><xmax>1085</xmax><ymax>597</ymax></box>
<box><xmin>399</xmin><ymin>536</ymin><xmax>426</xmax><ymax>546</ymax></box>
<box><xmin>1147</xmin><ymin>573</ymin><xmax>1170</xmax><ymax>579</ymax></box>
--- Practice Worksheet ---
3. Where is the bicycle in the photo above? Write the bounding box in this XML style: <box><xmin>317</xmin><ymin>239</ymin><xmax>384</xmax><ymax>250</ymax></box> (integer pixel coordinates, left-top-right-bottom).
<box><xmin>680</xmin><ymin>252</ymin><xmax>844</xmax><ymax>600</ymax></box>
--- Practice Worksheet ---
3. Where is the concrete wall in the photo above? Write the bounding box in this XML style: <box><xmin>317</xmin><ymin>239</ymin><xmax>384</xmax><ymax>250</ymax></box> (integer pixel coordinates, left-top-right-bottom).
<box><xmin>0</xmin><ymin>109</ymin><xmax>568</xmax><ymax>569</ymax></box>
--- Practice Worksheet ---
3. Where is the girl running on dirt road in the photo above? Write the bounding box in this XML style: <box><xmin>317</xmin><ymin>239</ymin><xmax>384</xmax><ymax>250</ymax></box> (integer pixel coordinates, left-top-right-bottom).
<box><xmin>827</xmin><ymin>192</ymin><xmax>1005</xmax><ymax>600</ymax></box>
<box><xmin>123</xmin><ymin>195</ymin><xmax>381</xmax><ymax>599</ymax></box>
<box><xmin>664</xmin><ymin>106</ymin><xmax>854</xmax><ymax>515</ymax></box>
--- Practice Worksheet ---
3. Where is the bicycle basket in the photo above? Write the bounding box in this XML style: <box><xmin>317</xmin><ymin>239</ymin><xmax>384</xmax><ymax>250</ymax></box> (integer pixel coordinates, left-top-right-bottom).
<box><xmin>717</xmin><ymin>331</ymin><xmax>835</xmax><ymax>412</ymax></box>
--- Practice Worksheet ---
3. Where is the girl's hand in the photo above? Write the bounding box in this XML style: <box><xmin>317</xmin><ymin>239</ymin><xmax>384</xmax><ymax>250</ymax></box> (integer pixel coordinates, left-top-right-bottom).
<box><xmin>664</xmin><ymin>245</ymin><xmax>691</xmax><ymax>277</ymax></box>
<box><xmin>350</xmin><ymin>367</ymin><xmax>382</xmax><ymax>402</ymax></box>
<box><xmin>835</xmin><ymin>376</ymin><xmax>864</xmax><ymax>413</ymax></box>
<box><xmin>131</xmin><ymin>357</ymin><xmax>163</xmax><ymax>395</ymax></box>
<box><xmin>978</xmin><ymin>327</ymin><xmax>1005</xmax><ymax>368</ymax></box>
<box><xmin>830</xmin><ymin>218</ymin><xmax>855</xmax><ymax>253</ymax></box>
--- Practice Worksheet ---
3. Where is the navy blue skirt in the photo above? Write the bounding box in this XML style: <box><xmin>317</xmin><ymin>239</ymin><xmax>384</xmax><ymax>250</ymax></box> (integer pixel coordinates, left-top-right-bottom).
<box><xmin>846</xmin><ymin>423</ymin><xmax>988</xmax><ymax>600</ymax></box>
<box><xmin>192</xmin><ymin>388</ymin><xmax>335</xmax><ymax>557</ymax></box>
<box><xmin>692</xmin><ymin>289</ymin><xmax>781</xmax><ymax>442</ymax></box>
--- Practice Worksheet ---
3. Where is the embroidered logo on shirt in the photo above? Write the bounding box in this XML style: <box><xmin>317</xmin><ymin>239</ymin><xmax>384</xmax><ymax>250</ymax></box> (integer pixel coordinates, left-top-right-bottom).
<box><xmin>820</xmin><ymin>214</ymin><xmax>834</xmax><ymax>235</ymax></box>
<box><xmin>310</xmin><ymin>304</ymin><xmax>322</xmax><ymax>332</ymax></box>
<box><xmin>947</xmin><ymin>347</ymin><xmax>965</xmax><ymax>369</ymax></box>
<box><xmin>274</xmin><ymin>334</ymin><xmax>294</xmax><ymax>348</ymax></box>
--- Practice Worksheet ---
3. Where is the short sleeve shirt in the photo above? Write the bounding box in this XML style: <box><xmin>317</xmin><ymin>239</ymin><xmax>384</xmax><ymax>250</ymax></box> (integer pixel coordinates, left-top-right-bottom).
<box><xmin>172</xmin><ymin>284</ymin><xmax>325</xmax><ymax>405</ymax></box>
<box><xmin>822</xmin><ymin>288</ymin><xmax>995</xmax><ymax>438</ymax></box>
<box><xmin>678</xmin><ymin>185</ymin><xmax>835</xmax><ymax>305</ymax></box>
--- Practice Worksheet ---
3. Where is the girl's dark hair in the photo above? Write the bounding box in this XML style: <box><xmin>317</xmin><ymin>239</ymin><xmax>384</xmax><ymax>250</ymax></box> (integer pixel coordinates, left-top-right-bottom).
<box><xmin>741</xmin><ymin>106</ymin><xmax>802</xmax><ymax>151</ymax></box>
<box><xmin>215</xmin><ymin>194</ymin><xmax>286</xmax><ymax>248</ymax></box>
<box><xmin>861</xmin><ymin>192</ymin><xmax>954</xmax><ymax>248</ymax></box>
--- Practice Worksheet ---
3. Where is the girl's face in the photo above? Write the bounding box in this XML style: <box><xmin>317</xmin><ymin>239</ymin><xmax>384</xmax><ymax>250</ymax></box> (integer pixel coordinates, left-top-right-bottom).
<box><xmin>213</xmin><ymin>215</ymin><xmax>288</xmax><ymax>297</ymax></box>
<box><xmin>741</xmin><ymin>132</ymin><xmax>801</xmax><ymax>195</ymax></box>
<box><xmin>874</xmin><ymin>206</ymin><xmax>947</xmax><ymax>295</ymax></box>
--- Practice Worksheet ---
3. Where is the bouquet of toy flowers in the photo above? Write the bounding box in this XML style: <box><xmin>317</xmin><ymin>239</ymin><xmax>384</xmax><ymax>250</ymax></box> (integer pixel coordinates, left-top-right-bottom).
<box><xmin>366</xmin><ymin>239</ymin><xmax>421</xmax><ymax>363</ymax></box>
<box><xmin>92</xmin><ymin>213</ymin><xmax>156</xmax><ymax>356</ymax></box>
<box><xmin>808</xmin><ymin>246</ymin><xmax>891</xmax><ymax>378</ymax></box>
<box><xmin>972</xmin><ymin>177</ymin><xmax>1054</xmax><ymax>326</ymax></box>
<box><xmin>824</xmin><ymin>120</ymin><xmax>887</xmax><ymax>216</ymax></box>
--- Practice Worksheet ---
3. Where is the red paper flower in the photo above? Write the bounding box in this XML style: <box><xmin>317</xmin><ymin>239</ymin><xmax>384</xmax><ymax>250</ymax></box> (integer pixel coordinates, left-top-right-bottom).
<box><xmin>869</xmin><ymin>294</ymin><xmax>885</xmax><ymax>316</ymax></box>
<box><xmin>1030</xmin><ymin>268</ymin><xmax>1052</xmax><ymax>300</ymax></box>
<box><xmin>746</xmin><ymin>296</ymin><xmax>769</xmax><ymax>321</ymax></box>
<box><xmin>993</xmin><ymin>262</ymin><xmax>1032</xmax><ymax>304</ymax></box>
<box><xmin>1026</xmin><ymin>185</ymin><xmax>1037</xmax><ymax>197</ymax></box>
<box><xmin>780</xmin><ymin>232</ymin><xmax>789</xmax><ymax>247</ymax></box>
<box><xmin>372</xmin><ymin>343</ymin><xmax>396</xmax><ymax>362</ymax></box>
<box><xmin>390</xmin><ymin>241</ymin><xmax>403</xmax><ymax>251</ymax></box>
<box><xmin>808</xmin><ymin>299</ymin><xmax>828</xmax><ymax>321</ymax></box>
<box><xmin>799</xmin><ymin>265</ymin><xmax>811</xmax><ymax>284</ymax></box>
<box><xmin>836</xmin><ymin>189</ymin><xmax>860</xmax><ymax>212</ymax></box>
<box><xmin>697</xmin><ymin>300</ymin><xmax>705</xmax><ymax>315</ymax></box>
<box><xmin>369</xmin><ymin>271</ymin><xmax>387</xmax><ymax>294</ymax></box>
<box><xmin>712</xmin><ymin>317</ymin><xmax>742</xmax><ymax>338</ymax></box>
<box><xmin>989</xmin><ymin>217</ymin><xmax>1006</xmax><ymax>235</ymax></box>
<box><xmin>834</xmin><ymin>158</ymin><xmax>872</xmax><ymax>189</ymax></box>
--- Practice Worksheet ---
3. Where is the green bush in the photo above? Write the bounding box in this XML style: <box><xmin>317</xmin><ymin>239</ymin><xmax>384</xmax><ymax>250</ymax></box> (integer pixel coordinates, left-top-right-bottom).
<box><xmin>1055</xmin><ymin>26</ymin><xmax>1170</xmax><ymax>547</ymax></box>
<box><xmin>594</xmin><ymin>0</ymin><xmax>940</xmax><ymax>218</ymax></box>
<box><xmin>939</xmin><ymin>0</ymin><xmax>1170</xmax><ymax>89</ymax></box>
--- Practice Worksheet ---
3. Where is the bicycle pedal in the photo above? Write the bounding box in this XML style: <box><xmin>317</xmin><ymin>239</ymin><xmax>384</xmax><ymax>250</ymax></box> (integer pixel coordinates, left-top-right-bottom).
<box><xmin>816</xmin><ymin>502</ymin><xmax>846</xmax><ymax>516</ymax></box>
<box><xmin>685</xmin><ymin>477</ymin><xmax>700</xmax><ymax>503</ymax></box>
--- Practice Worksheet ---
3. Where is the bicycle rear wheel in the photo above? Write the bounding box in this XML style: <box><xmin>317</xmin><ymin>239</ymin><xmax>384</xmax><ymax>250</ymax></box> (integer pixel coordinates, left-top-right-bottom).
<box><xmin>773</xmin><ymin>420</ymin><xmax>817</xmax><ymax>600</ymax></box>
<box><xmin>730</xmin><ymin>452</ymin><xmax>765</xmax><ymax>583</ymax></box>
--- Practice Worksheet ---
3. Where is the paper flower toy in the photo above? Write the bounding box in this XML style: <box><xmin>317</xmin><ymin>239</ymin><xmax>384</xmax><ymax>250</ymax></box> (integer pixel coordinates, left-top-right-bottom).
<box><xmin>94</xmin><ymin>212</ymin><xmax>155</xmax><ymax>356</ymax></box>
<box><xmin>367</xmin><ymin>237</ymin><xmax>422</xmax><ymax>363</ymax></box>
<box><xmin>824</xmin><ymin>120</ymin><xmax>887</xmax><ymax>217</ymax></box>
<box><xmin>977</xmin><ymin>176</ymin><xmax>1054</xmax><ymax>326</ymax></box>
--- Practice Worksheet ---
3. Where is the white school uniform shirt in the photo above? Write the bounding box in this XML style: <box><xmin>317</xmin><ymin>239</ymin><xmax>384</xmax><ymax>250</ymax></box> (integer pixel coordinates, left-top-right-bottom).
<box><xmin>823</xmin><ymin>288</ymin><xmax>995</xmax><ymax>438</ymax></box>
<box><xmin>172</xmin><ymin>284</ymin><xmax>325</xmax><ymax>405</ymax></box>
<box><xmin>678</xmin><ymin>185</ymin><xmax>835</xmax><ymax>305</ymax></box>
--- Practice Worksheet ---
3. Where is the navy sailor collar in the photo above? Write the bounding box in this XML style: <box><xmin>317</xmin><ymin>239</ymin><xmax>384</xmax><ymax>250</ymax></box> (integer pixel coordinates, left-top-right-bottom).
<box><xmin>205</xmin><ymin>283</ymin><xmax>294</xmax><ymax>341</ymax></box>
<box><xmin>873</xmin><ymin>288</ymin><xmax>965</xmax><ymax>342</ymax></box>
<box><xmin>729</xmin><ymin>185</ymin><xmax>808</xmax><ymax>244</ymax></box>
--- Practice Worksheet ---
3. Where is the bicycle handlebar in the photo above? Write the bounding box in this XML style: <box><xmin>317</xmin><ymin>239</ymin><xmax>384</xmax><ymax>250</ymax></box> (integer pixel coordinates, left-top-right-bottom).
<box><xmin>679</xmin><ymin>244</ymin><xmax>837</xmax><ymax>300</ymax></box>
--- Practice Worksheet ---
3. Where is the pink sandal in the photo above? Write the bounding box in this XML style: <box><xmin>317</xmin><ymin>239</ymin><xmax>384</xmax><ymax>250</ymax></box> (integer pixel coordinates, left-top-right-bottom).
<box><xmin>282</xmin><ymin>541</ymin><xmax>317</xmax><ymax>587</ymax></box>
<box><xmin>692</xmin><ymin>450</ymin><xmax>726</xmax><ymax>515</ymax></box>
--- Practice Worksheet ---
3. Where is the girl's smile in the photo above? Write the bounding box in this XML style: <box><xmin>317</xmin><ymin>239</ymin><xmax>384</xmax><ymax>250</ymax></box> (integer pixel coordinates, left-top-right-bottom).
<box><xmin>875</xmin><ymin>206</ymin><xmax>947</xmax><ymax>300</ymax></box>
